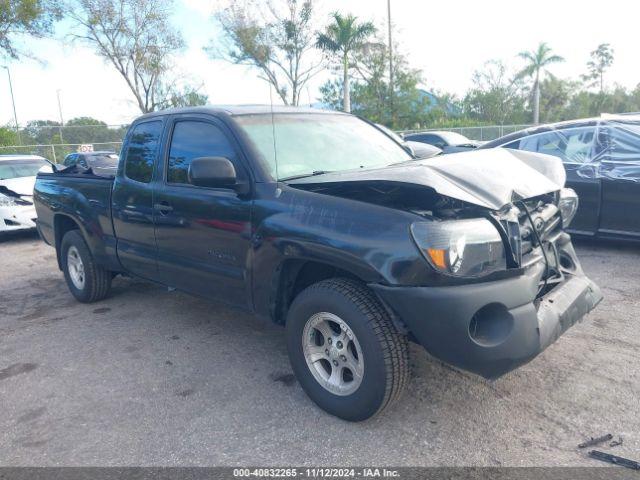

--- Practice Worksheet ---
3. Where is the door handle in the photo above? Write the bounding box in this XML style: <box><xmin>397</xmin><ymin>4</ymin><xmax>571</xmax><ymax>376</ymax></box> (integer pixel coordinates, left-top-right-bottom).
<box><xmin>154</xmin><ymin>202</ymin><xmax>173</xmax><ymax>215</ymax></box>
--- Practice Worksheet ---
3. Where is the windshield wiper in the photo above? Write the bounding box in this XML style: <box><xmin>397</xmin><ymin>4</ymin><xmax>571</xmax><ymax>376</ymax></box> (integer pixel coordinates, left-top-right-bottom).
<box><xmin>280</xmin><ymin>170</ymin><xmax>333</xmax><ymax>182</ymax></box>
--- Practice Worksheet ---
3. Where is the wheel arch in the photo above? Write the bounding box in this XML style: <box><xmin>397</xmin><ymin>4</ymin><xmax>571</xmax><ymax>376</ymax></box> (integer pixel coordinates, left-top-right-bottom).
<box><xmin>270</xmin><ymin>258</ymin><xmax>384</xmax><ymax>326</ymax></box>
<box><xmin>54</xmin><ymin>214</ymin><xmax>83</xmax><ymax>270</ymax></box>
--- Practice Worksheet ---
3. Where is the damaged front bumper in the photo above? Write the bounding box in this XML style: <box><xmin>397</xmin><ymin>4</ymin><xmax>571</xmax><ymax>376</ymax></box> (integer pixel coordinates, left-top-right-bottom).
<box><xmin>371</xmin><ymin>233</ymin><xmax>602</xmax><ymax>379</ymax></box>
<box><xmin>0</xmin><ymin>204</ymin><xmax>37</xmax><ymax>232</ymax></box>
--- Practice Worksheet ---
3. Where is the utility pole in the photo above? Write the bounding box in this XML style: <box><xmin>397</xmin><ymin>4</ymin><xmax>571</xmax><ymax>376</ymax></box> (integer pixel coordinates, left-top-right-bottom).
<box><xmin>2</xmin><ymin>66</ymin><xmax>21</xmax><ymax>145</ymax></box>
<box><xmin>56</xmin><ymin>89</ymin><xmax>65</xmax><ymax>143</ymax></box>
<box><xmin>387</xmin><ymin>0</ymin><xmax>395</xmax><ymax>125</ymax></box>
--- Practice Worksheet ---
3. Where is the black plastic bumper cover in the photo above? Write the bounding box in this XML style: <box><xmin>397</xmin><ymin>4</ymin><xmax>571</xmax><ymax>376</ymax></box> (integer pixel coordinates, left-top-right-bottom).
<box><xmin>371</xmin><ymin>238</ymin><xmax>602</xmax><ymax>379</ymax></box>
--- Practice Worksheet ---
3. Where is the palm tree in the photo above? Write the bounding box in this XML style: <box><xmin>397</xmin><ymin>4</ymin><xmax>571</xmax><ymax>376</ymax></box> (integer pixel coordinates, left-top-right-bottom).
<box><xmin>316</xmin><ymin>12</ymin><xmax>375</xmax><ymax>113</ymax></box>
<box><xmin>517</xmin><ymin>42</ymin><xmax>564</xmax><ymax>124</ymax></box>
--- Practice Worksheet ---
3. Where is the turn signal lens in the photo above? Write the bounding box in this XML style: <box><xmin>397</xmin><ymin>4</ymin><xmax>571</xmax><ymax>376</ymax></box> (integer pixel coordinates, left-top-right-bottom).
<box><xmin>427</xmin><ymin>248</ymin><xmax>447</xmax><ymax>270</ymax></box>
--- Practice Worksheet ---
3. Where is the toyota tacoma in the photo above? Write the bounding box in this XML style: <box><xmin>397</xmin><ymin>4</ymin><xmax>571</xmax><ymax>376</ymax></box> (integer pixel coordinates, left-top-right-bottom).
<box><xmin>33</xmin><ymin>106</ymin><xmax>602</xmax><ymax>421</ymax></box>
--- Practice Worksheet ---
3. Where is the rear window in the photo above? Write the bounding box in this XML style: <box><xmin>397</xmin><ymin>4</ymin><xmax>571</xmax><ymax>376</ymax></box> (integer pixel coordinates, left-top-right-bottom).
<box><xmin>124</xmin><ymin>121</ymin><xmax>163</xmax><ymax>183</ymax></box>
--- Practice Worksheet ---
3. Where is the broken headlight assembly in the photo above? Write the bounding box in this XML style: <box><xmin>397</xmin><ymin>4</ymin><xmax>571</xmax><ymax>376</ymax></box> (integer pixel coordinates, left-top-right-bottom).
<box><xmin>411</xmin><ymin>219</ymin><xmax>507</xmax><ymax>277</ymax></box>
<box><xmin>558</xmin><ymin>188</ymin><xmax>579</xmax><ymax>228</ymax></box>
<box><xmin>0</xmin><ymin>193</ymin><xmax>17</xmax><ymax>207</ymax></box>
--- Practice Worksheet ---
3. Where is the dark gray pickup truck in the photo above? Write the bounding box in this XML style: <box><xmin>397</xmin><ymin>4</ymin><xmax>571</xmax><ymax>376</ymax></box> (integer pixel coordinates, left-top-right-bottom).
<box><xmin>34</xmin><ymin>106</ymin><xmax>602</xmax><ymax>421</ymax></box>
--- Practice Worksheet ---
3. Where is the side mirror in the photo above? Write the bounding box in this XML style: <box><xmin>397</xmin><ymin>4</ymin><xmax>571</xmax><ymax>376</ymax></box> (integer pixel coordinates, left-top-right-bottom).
<box><xmin>188</xmin><ymin>157</ymin><xmax>237</xmax><ymax>189</ymax></box>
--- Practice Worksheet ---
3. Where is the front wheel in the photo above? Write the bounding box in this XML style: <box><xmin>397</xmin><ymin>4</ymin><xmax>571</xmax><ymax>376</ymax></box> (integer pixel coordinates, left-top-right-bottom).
<box><xmin>286</xmin><ymin>278</ymin><xmax>410</xmax><ymax>421</ymax></box>
<box><xmin>60</xmin><ymin>230</ymin><xmax>112</xmax><ymax>303</ymax></box>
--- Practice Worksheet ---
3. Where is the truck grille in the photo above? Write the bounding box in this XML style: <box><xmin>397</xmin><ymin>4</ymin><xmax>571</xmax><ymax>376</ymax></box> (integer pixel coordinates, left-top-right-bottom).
<box><xmin>497</xmin><ymin>195</ymin><xmax>562</xmax><ymax>266</ymax></box>
<box><xmin>518</xmin><ymin>201</ymin><xmax>561</xmax><ymax>257</ymax></box>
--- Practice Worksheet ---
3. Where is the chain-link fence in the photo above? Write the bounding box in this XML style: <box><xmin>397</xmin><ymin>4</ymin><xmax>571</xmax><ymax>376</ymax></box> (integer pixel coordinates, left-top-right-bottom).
<box><xmin>399</xmin><ymin>124</ymin><xmax>531</xmax><ymax>141</ymax></box>
<box><xmin>0</xmin><ymin>142</ymin><xmax>123</xmax><ymax>163</ymax></box>
<box><xmin>0</xmin><ymin>123</ymin><xmax>533</xmax><ymax>164</ymax></box>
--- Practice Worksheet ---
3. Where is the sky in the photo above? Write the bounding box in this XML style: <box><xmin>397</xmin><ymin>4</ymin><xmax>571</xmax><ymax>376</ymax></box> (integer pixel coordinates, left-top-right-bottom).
<box><xmin>1</xmin><ymin>0</ymin><xmax>640</xmax><ymax>128</ymax></box>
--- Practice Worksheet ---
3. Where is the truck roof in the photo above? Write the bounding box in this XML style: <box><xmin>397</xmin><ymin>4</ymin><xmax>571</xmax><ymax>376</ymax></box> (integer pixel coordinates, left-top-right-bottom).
<box><xmin>135</xmin><ymin>105</ymin><xmax>340</xmax><ymax>121</ymax></box>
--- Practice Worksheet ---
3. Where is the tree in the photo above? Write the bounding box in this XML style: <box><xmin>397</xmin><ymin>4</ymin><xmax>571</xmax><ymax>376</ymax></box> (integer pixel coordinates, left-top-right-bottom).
<box><xmin>316</xmin><ymin>12</ymin><xmax>375</xmax><ymax>113</ymax></box>
<box><xmin>0</xmin><ymin>125</ymin><xmax>18</xmax><ymax>146</ymax></box>
<box><xmin>537</xmin><ymin>76</ymin><xmax>577</xmax><ymax>123</ymax></box>
<box><xmin>516</xmin><ymin>42</ymin><xmax>564</xmax><ymax>124</ymax></box>
<box><xmin>582</xmin><ymin>43</ymin><xmax>614</xmax><ymax>93</ymax></box>
<box><xmin>62</xmin><ymin>117</ymin><xmax>126</xmax><ymax>144</ymax></box>
<box><xmin>212</xmin><ymin>0</ymin><xmax>321</xmax><ymax>106</ymax></box>
<box><xmin>0</xmin><ymin>0</ymin><xmax>61</xmax><ymax>59</ymax></box>
<box><xmin>320</xmin><ymin>33</ymin><xmax>430</xmax><ymax>129</ymax></box>
<box><xmin>157</xmin><ymin>86</ymin><xmax>208</xmax><ymax>109</ymax></box>
<box><xmin>68</xmin><ymin>0</ymin><xmax>203</xmax><ymax>113</ymax></box>
<box><xmin>463</xmin><ymin>60</ymin><xmax>527</xmax><ymax>124</ymax></box>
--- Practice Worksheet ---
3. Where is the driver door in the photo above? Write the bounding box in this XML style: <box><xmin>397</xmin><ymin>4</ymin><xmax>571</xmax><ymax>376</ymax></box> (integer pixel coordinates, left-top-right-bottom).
<box><xmin>153</xmin><ymin>116</ymin><xmax>253</xmax><ymax>308</ymax></box>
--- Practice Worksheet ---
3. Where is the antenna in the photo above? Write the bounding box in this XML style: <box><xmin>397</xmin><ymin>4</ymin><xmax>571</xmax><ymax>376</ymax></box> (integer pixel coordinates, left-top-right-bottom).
<box><xmin>269</xmin><ymin>84</ymin><xmax>279</xmax><ymax>182</ymax></box>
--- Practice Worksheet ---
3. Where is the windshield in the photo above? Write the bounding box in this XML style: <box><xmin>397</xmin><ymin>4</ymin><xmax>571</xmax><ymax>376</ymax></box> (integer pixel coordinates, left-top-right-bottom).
<box><xmin>0</xmin><ymin>159</ymin><xmax>48</xmax><ymax>180</ymax></box>
<box><xmin>235</xmin><ymin>113</ymin><xmax>412</xmax><ymax>180</ymax></box>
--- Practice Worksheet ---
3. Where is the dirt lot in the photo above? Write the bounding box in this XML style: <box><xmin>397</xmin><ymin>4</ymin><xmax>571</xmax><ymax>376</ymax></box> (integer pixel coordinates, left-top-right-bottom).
<box><xmin>0</xmin><ymin>231</ymin><xmax>639</xmax><ymax>466</ymax></box>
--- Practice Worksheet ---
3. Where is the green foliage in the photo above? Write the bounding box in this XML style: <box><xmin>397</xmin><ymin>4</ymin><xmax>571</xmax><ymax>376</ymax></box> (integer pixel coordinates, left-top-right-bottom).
<box><xmin>516</xmin><ymin>42</ymin><xmax>564</xmax><ymax>81</ymax></box>
<box><xmin>316</xmin><ymin>12</ymin><xmax>375</xmax><ymax>112</ymax></box>
<box><xmin>0</xmin><ymin>125</ymin><xmax>18</xmax><ymax>146</ymax></box>
<box><xmin>213</xmin><ymin>0</ymin><xmax>321</xmax><ymax>105</ymax></box>
<box><xmin>516</xmin><ymin>42</ymin><xmax>564</xmax><ymax>123</ymax></box>
<box><xmin>68</xmin><ymin>0</ymin><xmax>204</xmax><ymax>113</ymax></box>
<box><xmin>582</xmin><ymin>43</ymin><xmax>614</xmax><ymax>92</ymax></box>
<box><xmin>463</xmin><ymin>60</ymin><xmax>529</xmax><ymax>124</ymax></box>
<box><xmin>159</xmin><ymin>88</ymin><xmax>209</xmax><ymax>109</ymax></box>
<box><xmin>316</xmin><ymin>12</ymin><xmax>375</xmax><ymax>56</ymax></box>
<box><xmin>0</xmin><ymin>0</ymin><xmax>61</xmax><ymax>59</ymax></box>
<box><xmin>320</xmin><ymin>32</ymin><xmax>431</xmax><ymax>129</ymax></box>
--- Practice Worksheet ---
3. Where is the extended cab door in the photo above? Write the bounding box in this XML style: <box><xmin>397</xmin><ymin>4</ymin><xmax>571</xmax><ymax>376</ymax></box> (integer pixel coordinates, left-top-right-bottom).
<box><xmin>596</xmin><ymin>120</ymin><xmax>640</xmax><ymax>237</ymax></box>
<box><xmin>153</xmin><ymin>116</ymin><xmax>253</xmax><ymax>307</ymax></box>
<box><xmin>111</xmin><ymin>119</ymin><xmax>165</xmax><ymax>280</ymax></box>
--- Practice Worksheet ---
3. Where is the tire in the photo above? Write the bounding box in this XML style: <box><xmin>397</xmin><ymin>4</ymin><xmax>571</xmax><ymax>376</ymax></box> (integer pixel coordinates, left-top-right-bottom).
<box><xmin>286</xmin><ymin>278</ymin><xmax>410</xmax><ymax>421</ymax></box>
<box><xmin>60</xmin><ymin>230</ymin><xmax>112</xmax><ymax>303</ymax></box>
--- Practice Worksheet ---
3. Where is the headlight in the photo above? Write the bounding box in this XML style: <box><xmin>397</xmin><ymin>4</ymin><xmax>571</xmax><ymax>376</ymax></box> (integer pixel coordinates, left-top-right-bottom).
<box><xmin>0</xmin><ymin>193</ymin><xmax>17</xmax><ymax>207</ymax></box>
<box><xmin>411</xmin><ymin>218</ymin><xmax>507</xmax><ymax>277</ymax></box>
<box><xmin>558</xmin><ymin>188</ymin><xmax>578</xmax><ymax>229</ymax></box>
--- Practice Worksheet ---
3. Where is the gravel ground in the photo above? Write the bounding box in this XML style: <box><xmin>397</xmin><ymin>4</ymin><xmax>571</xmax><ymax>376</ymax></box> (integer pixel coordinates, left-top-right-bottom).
<box><xmin>0</xmin><ymin>231</ymin><xmax>638</xmax><ymax>466</ymax></box>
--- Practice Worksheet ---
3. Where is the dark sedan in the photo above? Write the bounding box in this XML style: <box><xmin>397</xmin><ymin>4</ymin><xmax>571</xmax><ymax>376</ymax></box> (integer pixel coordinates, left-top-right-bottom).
<box><xmin>404</xmin><ymin>130</ymin><xmax>481</xmax><ymax>153</ymax></box>
<box><xmin>62</xmin><ymin>151</ymin><xmax>119</xmax><ymax>176</ymax></box>
<box><xmin>481</xmin><ymin>114</ymin><xmax>640</xmax><ymax>239</ymax></box>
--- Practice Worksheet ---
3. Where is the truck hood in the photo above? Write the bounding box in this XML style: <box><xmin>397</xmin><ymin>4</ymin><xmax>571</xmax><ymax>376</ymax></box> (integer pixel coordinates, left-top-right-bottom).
<box><xmin>288</xmin><ymin>148</ymin><xmax>565</xmax><ymax>210</ymax></box>
<box><xmin>0</xmin><ymin>176</ymin><xmax>36</xmax><ymax>197</ymax></box>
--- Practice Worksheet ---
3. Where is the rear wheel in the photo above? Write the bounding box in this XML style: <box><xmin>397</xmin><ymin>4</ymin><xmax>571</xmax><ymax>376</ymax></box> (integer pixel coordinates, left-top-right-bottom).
<box><xmin>286</xmin><ymin>278</ymin><xmax>410</xmax><ymax>421</ymax></box>
<box><xmin>61</xmin><ymin>230</ymin><xmax>112</xmax><ymax>303</ymax></box>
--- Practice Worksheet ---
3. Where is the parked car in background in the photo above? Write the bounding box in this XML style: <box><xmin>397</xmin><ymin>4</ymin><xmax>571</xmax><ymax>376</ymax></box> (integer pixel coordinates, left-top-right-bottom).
<box><xmin>0</xmin><ymin>155</ymin><xmax>50</xmax><ymax>233</ymax></box>
<box><xmin>375</xmin><ymin>123</ymin><xmax>442</xmax><ymax>159</ymax></box>
<box><xmin>34</xmin><ymin>106</ymin><xmax>601</xmax><ymax>421</ymax></box>
<box><xmin>63</xmin><ymin>151</ymin><xmax>119</xmax><ymax>176</ymax></box>
<box><xmin>481</xmin><ymin>114</ymin><xmax>640</xmax><ymax>240</ymax></box>
<box><xmin>404</xmin><ymin>130</ymin><xmax>481</xmax><ymax>153</ymax></box>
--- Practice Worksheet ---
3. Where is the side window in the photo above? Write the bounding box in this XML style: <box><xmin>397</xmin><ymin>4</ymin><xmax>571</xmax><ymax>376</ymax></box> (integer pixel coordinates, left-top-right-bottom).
<box><xmin>422</xmin><ymin>134</ymin><xmax>438</xmax><ymax>145</ymax></box>
<box><xmin>518</xmin><ymin>127</ymin><xmax>595</xmax><ymax>164</ymax></box>
<box><xmin>167</xmin><ymin>120</ymin><xmax>237</xmax><ymax>185</ymax></box>
<box><xmin>607</xmin><ymin>121</ymin><xmax>640</xmax><ymax>162</ymax></box>
<box><xmin>124</xmin><ymin>121</ymin><xmax>163</xmax><ymax>183</ymax></box>
<box><xmin>503</xmin><ymin>140</ymin><xmax>521</xmax><ymax>149</ymax></box>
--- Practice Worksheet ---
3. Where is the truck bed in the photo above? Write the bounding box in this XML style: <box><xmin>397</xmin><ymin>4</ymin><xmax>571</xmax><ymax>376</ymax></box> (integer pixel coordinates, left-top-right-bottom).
<box><xmin>34</xmin><ymin>171</ymin><xmax>121</xmax><ymax>271</ymax></box>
